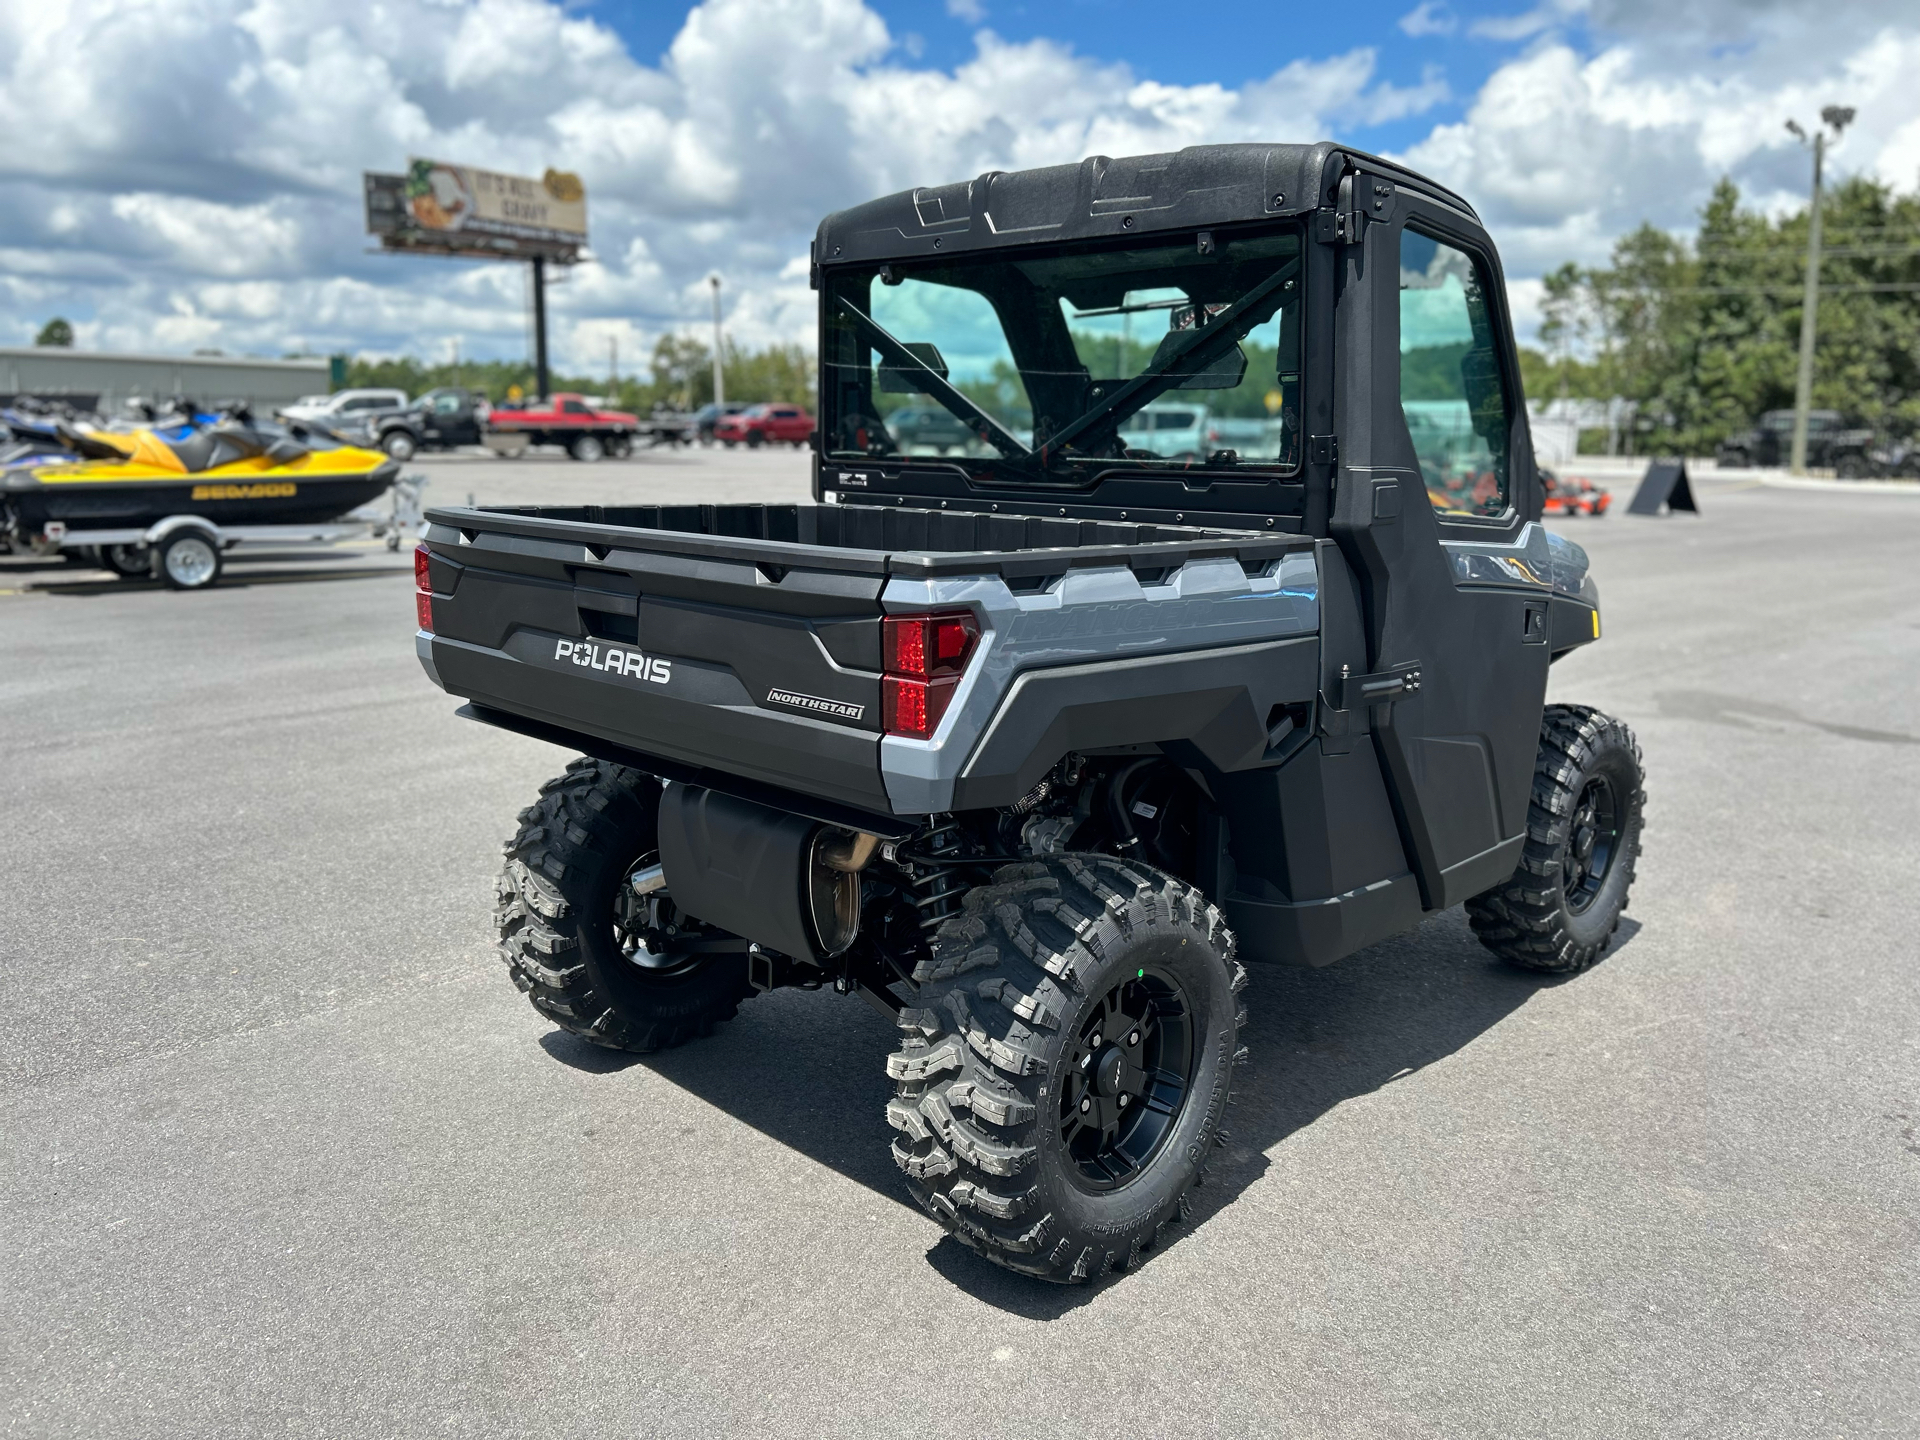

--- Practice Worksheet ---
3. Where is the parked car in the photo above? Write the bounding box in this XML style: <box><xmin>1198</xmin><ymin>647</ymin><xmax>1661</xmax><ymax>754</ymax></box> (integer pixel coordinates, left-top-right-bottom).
<box><xmin>712</xmin><ymin>403</ymin><xmax>815</xmax><ymax>448</ymax></box>
<box><xmin>692</xmin><ymin>401</ymin><xmax>751</xmax><ymax>444</ymax></box>
<box><xmin>1716</xmin><ymin>408</ymin><xmax>1873</xmax><ymax>471</ymax></box>
<box><xmin>1861</xmin><ymin>436</ymin><xmax>1920</xmax><ymax>480</ymax></box>
<box><xmin>884</xmin><ymin>405</ymin><xmax>977</xmax><ymax>453</ymax></box>
<box><xmin>358</xmin><ymin>388</ymin><xmax>490</xmax><ymax>460</ymax></box>
<box><xmin>280</xmin><ymin>389</ymin><xmax>410</xmax><ymax>426</ymax></box>
<box><xmin>1117</xmin><ymin>402</ymin><xmax>1211</xmax><ymax>460</ymax></box>
<box><xmin>1541</xmin><ymin>468</ymin><xmax>1611</xmax><ymax>517</ymax></box>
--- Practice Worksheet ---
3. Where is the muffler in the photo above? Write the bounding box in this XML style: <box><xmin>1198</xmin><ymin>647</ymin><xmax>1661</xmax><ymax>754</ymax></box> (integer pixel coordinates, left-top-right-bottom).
<box><xmin>655</xmin><ymin>783</ymin><xmax>878</xmax><ymax>960</ymax></box>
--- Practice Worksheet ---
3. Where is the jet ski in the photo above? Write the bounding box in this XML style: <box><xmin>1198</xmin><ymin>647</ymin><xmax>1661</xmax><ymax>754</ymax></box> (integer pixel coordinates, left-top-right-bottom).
<box><xmin>0</xmin><ymin>406</ymin><xmax>134</xmax><ymax>469</ymax></box>
<box><xmin>3</xmin><ymin>417</ymin><xmax>398</xmax><ymax>536</ymax></box>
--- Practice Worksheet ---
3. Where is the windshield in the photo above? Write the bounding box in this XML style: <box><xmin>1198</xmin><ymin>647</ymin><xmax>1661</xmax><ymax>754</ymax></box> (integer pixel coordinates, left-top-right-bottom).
<box><xmin>822</xmin><ymin>225</ymin><xmax>1303</xmax><ymax>480</ymax></box>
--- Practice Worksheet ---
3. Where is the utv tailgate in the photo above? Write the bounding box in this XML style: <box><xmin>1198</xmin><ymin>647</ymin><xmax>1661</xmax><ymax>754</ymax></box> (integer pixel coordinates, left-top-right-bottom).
<box><xmin>419</xmin><ymin>507</ymin><xmax>894</xmax><ymax>812</ymax></box>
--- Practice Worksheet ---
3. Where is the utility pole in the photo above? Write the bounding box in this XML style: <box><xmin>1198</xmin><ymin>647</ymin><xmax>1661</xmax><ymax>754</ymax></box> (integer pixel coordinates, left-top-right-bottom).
<box><xmin>709</xmin><ymin>274</ymin><xmax>725</xmax><ymax>407</ymax></box>
<box><xmin>609</xmin><ymin>335</ymin><xmax>617</xmax><ymax>404</ymax></box>
<box><xmin>1786</xmin><ymin>105</ymin><xmax>1854</xmax><ymax>474</ymax></box>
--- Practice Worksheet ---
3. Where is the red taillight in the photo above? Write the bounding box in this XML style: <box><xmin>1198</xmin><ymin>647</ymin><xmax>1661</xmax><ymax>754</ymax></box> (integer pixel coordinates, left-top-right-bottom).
<box><xmin>884</xmin><ymin>611</ymin><xmax>978</xmax><ymax>679</ymax></box>
<box><xmin>881</xmin><ymin>611</ymin><xmax>978</xmax><ymax>738</ymax></box>
<box><xmin>883</xmin><ymin>675</ymin><xmax>959</xmax><ymax>738</ymax></box>
<box><xmin>414</xmin><ymin>545</ymin><xmax>433</xmax><ymax>633</ymax></box>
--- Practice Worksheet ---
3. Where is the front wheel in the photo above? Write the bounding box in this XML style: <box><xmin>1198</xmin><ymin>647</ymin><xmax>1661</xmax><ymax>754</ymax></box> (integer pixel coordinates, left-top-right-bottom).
<box><xmin>497</xmin><ymin>758</ymin><xmax>753</xmax><ymax>1052</ymax></box>
<box><xmin>1467</xmin><ymin>705</ymin><xmax>1645</xmax><ymax>974</ymax></box>
<box><xmin>745</xmin><ymin>430</ymin><xmax>765</xmax><ymax>448</ymax></box>
<box><xmin>382</xmin><ymin>431</ymin><xmax>417</xmax><ymax>461</ymax></box>
<box><xmin>887</xmin><ymin>855</ymin><xmax>1244</xmax><ymax>1283</ymax></box>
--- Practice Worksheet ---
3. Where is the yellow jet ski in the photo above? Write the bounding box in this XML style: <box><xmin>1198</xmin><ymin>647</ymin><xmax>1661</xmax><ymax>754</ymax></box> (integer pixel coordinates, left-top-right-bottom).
<box><xmin>5</xmin><ymin>420</ymin><xmax>398</xmax><ymax>534</ymax></box>
<box><xmin>2</xmin><ymin>418</ymin><xmax>403</xmax><ymax>588</ymax></box>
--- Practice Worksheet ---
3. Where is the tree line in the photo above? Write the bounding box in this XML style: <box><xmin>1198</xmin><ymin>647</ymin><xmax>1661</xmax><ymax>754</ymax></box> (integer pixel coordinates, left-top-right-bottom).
<box><xmin>1528</xmin><ymin>174</ymin><xmax>1920</xmax><ymax>454</ymax></box>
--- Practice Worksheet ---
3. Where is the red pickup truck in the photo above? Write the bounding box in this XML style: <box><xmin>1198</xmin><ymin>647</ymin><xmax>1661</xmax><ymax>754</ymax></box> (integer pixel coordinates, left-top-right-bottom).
<box><xmin>486</xmin><ymin>393</ymin><xmax>640</xmax><ymax>462</ymax></box>
<box><xmin>711</xmin><ymin>403</ymin><xmax>815</xmax><ymax>449</ymax></box>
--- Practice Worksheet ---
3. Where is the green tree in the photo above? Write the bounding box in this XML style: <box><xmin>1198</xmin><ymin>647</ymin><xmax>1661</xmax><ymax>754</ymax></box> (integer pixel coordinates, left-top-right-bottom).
<box><xmin>35</xmin><ymin>317</ymin><xmax>74</xmax><ymax>347</ymax></box>
<box><xmin>1538</xmin><ymin>174</ymin><xmax>1920</xmax><ymax>451</ymax></box>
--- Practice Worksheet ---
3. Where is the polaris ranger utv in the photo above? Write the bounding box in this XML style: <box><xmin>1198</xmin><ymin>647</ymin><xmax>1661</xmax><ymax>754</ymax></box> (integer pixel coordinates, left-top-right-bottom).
<box><xmin>415</xmin><ymin>143</ymin><xmax>1644</xmax><ymax>1283</ymax></box>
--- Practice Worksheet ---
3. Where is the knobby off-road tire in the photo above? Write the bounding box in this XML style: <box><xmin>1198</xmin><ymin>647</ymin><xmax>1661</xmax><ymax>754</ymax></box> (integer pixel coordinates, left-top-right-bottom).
<box><xmin>887</xmin><ymin>855</ymin><xmax>1246</xmax><ymax>1283</ymax></box>
<box><xmin>1467</xmin><ymin>704</ymin><xmax>1645</xmax><ymax>975</ymax></box>
<box><xmin>496</xmin><ymin>757</ymin><xmax>753</xmax><ymax>1052</ymax></box>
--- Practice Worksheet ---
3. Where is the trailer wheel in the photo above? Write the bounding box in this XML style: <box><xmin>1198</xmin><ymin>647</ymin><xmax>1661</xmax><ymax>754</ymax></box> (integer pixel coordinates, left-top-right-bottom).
<box><xmin>382</xmin><ymin>431</ymin><xmax>417</xmax><ymax>461</ymax></box>
<box><xmin>100</xmin><ymin>543</ymin><xmax>152</xmax><ymax>579</ymax></box>
<box><xmin>886</xmin><ymin>855</ymin><xmax>1245</xmax><ymax>1283</ymax></box>
<box><xmin>1466</xmin><ymin>705</ymin><xmax>1645</xmax><ymax>975</ymax></box>
<box><xmin>570</xmin><ymin>435</ymin><xmax>606</xmax><ymax>463</ymax></box>
<box><xmin>154</xmin><ymin>531</ymin><xmax>222</xmax><ymax>590</ymax></box>
<box><xmin>498</xmin><ymin>758</ymin><xmax>753</xmax><ymax>1053</ymax></box>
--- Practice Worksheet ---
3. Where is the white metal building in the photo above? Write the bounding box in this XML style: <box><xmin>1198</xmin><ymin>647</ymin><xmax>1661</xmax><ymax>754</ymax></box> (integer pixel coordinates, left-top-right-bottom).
<box><xmin>0</xmin><ymin>347</ymin><xmax>333</xmax><ymax>417</ymax></box>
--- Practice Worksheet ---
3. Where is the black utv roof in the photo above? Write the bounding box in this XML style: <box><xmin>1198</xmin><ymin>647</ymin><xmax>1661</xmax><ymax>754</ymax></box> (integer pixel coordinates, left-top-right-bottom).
<box><xmin>814</xmin><ymin>142</ymin><xmax>1478</xmax><ymax>268</ymax></box>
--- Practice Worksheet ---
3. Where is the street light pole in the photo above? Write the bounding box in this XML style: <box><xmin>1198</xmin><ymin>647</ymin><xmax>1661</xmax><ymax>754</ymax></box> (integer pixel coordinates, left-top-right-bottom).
<box><xmin>709</xmin><ymin>275</ymin><xmax>725</xmax><ymax>408</ymax></box>
<box><xmin>1786</xmin><ymin>106</ymin><xmax>1853</xmax><ymax>475</ymax></box>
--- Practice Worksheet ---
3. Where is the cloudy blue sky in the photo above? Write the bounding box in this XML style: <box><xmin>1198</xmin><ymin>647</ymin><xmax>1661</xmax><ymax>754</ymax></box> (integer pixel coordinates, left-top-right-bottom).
<box><xmin>1</xmin><ymin>0</ymin><xmax>1915</xmax><ymax>371</ymax></box>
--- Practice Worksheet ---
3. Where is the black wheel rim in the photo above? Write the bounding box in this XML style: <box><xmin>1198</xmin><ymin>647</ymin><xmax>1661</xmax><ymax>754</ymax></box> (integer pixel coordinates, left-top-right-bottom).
<box><xmin>1058</xmin><ymin>969</ymin><xmax>1194</xmax><ymax>1191</ymax></box>
<box><xmin>1564</xmin><ymin>775</ymin><xmax>1620</xmax><ymax>915</ymax></box>
<box><xmin>611</xmin><ymin>852</ymin><xmax>708</xmax><ymax>980</ymax></box>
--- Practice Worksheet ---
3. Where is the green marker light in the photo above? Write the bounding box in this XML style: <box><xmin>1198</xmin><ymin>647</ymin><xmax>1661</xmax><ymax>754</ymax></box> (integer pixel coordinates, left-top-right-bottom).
<box><xmin>1136</xmin><ymin>968</ymin><xmax>1145</xmax><ymax>978</ymax></box>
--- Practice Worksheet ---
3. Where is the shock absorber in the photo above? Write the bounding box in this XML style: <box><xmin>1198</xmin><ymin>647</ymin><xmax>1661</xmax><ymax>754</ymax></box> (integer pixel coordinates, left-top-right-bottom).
<box><xmin>907</xmin><ymin>818</ymin><xmax>968</xmax><ymax>934</ymax></box>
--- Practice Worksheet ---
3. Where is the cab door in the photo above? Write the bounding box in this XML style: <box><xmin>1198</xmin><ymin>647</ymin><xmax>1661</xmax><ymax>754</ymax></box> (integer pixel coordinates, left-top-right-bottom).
<box><xmin>1326</xmin><ymin>169</ymin><xmax>1550</xmax><ymax>910</ymax></box>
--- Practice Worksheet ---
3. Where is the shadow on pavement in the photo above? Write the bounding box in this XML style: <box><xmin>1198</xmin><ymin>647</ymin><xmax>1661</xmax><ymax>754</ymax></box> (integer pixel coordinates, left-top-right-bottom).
<box><xmin>540</xmin><ymin>906</ymin><xmax>1633</xmax><ymax>1316</ymax></box>
<box><xmin>26</xmin><ymin>565</ymin><xmax>405</xmax><ymax>598</ymax></box>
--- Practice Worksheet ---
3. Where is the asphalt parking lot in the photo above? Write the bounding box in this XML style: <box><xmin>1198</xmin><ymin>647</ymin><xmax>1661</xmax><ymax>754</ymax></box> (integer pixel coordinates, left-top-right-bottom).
<box><xmin>3</xmin><ymin>451</ymin><xmax>1916</xmax><ymax>1438</ymax></box>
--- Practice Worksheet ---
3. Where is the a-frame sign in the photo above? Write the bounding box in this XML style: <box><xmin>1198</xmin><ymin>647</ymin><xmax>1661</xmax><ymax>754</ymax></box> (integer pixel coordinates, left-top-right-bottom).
<box><xmin>1628</xmin><ymin>460</ymin><xmax>1699</xmax><ymax>516</ymax></box>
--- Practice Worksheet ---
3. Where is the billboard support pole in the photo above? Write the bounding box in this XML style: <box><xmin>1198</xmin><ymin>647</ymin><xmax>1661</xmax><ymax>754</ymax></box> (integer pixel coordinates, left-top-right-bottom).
<box><xmin>531</xmin><ymin>255</ymin><xmax>551</xmax><ymax>401</ymax></box>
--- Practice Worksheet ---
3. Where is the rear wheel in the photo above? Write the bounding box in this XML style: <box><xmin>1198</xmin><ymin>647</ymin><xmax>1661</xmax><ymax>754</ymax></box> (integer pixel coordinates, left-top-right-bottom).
<box><xmin>886</xmin><ymin>855</ymin><xmax>1244</xmax><ymax>1283</ymax></box>
<box><xmin>154</xmin><ymin>531</ymin><xmax>222</xmax><ymax>590</ymax></box>
<box><xmin>1467</xmin><ymin>705</ymin><xmax>1645</xmax><ymax>974</ymax></box>
<box><xmin>607</xmin><ymin>434</ymin><xmax>633</xmax><ymax>459</ymax></box>
<box><xmin>1836</xmin><ymin>454</ymin><xmax>1868</xmax><ymax>480</ymax></box>
<box><xmin>497</xmin><ymin>758</ymin><xmax>753</xmax><ymax>1052</ymax></box>
<box><xmin>745</xmin><ymin>430</ymin><xmax>765</xmax><ymax>449</ymax></box>
<box><xmin>100</xmin><ymin>543</ymin><xmax>152</xmax><ymax>579</ymax></box>
<box><xmin>570</xmin><ymin>435</ymin><xmax>606</xmax><ymax>463</ymax></box>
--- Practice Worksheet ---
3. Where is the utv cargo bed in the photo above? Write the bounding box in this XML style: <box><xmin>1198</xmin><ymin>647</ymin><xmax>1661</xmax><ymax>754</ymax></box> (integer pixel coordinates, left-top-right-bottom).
<box><xmin>416</xmin><ymin>500</ymin><xmax>1312</xmax><ymax>819</ymax></box>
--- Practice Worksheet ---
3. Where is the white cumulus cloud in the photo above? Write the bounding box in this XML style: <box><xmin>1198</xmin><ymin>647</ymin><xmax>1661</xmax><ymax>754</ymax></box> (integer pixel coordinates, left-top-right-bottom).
<box><xmin>0</xmin><ymin>0</ymin><xmax>1912</xmax><ymax>368</ymax></box>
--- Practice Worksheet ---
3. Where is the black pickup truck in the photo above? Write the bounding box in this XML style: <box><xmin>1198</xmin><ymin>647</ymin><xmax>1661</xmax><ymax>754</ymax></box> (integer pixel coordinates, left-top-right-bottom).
<box><xmin>362</xmin><ymin>387</ymin><xmax>487</xmax><ymax>460</ymax></box>
<box><xmin>415</xmin><ymin>142</ymin><xmax>1644</xmax><ymax>1283</ymax></box>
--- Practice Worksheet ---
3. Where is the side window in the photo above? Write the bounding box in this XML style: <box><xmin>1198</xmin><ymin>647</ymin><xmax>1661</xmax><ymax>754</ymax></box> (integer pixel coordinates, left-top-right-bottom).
<box><xmin>1399</xmin><ymin>228</ymin><xmax>1510</xmax><ymax>516</ymax></box>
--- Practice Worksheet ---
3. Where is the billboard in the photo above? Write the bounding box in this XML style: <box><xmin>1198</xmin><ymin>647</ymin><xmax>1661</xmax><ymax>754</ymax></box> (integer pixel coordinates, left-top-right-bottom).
<box><xmin>365</xmin><ymin>159</ymin><xmax>587</xmax><ymax>261</ymax></box>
